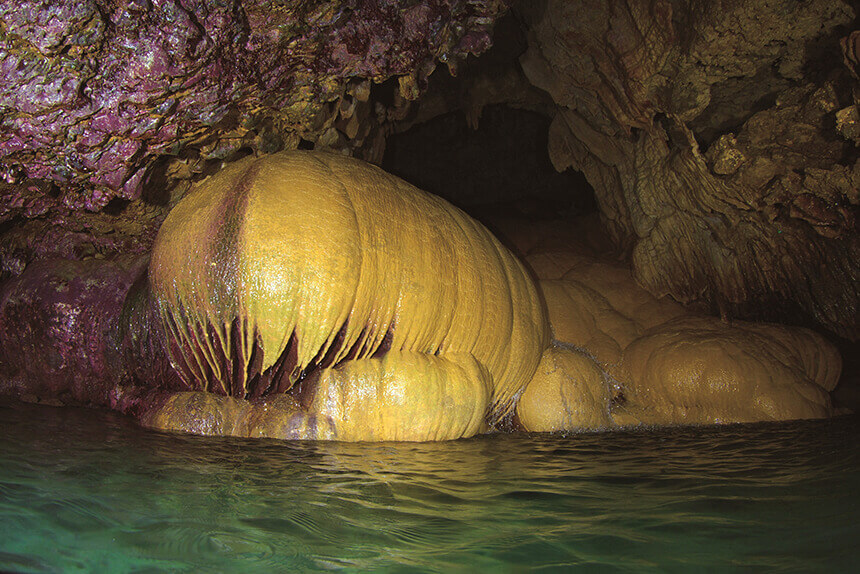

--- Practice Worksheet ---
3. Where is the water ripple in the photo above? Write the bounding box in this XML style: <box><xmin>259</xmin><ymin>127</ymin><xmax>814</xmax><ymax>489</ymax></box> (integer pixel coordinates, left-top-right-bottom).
<box><xmin>0</xmin><ymin>402</ymin><xmax>857</xmax><ymax>572</ymax></box>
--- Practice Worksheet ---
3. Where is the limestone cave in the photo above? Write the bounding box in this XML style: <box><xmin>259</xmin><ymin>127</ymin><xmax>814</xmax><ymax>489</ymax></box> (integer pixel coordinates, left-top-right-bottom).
<box><xmin>1</xmin><ymin>0</ymin><xmax>856</xmax><ymax>434</ymax></box>
<box><xmin>0</xmin><ymin>0</ymin><xmax>858</xmax><ymax>570</ymax></box>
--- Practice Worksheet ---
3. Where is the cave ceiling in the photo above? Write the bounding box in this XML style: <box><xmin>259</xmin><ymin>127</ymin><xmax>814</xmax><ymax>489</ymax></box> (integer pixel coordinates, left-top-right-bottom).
<box><xmin>0</xmin><ymin>0</ymin><xmax>857</xmax><ymax>341</ymax></box>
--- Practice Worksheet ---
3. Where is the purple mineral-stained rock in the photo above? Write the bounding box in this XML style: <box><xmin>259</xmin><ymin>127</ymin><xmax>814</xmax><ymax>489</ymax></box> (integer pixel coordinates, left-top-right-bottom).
<box><xmin>0</xmin><ymin>0</ymin><xmax>508</xmax><ymax>410</ymax></box>
<box><xmin>0</xmin><ymin>251</ymin><xmax>188</xmax><ymax>410</ymax></box>
<box><xmin>0</xmin><ymin>1</ymin><xmax>103</xmax><ymax>55</ymax></box>
<box><xmin>0</xmin><ymin>256</ymin><xmax>147</xmax><ymax>406</ymax></box>
<box><xmin>0</xmin><ymin>0</ymin><xmax>506</xmax><ymax>220</ymax></box>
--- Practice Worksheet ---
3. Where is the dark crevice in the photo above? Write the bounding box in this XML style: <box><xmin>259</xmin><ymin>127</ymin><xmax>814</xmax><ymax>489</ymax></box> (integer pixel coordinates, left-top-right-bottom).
<box><xmin>382</xmin><ymin>104</ymin><xmax>597</xmax><ymax>220</ymax></box>
<box><xmin>225</xmin><ymin>146</ymin><xmax>254</xmax><ymax>163</ymax></box>
<box><xmin>0</xmin><ymin>216</ymin><xmax>20</xmax><ymax>236</ymax></box>
<box><xmin>103</xmin><ymin>197</ymin><xmax>130</xmax><ymax>216</ymax></box>
<box><xmin>140</xmin><ymin>156</ymin><xmax>174</xmax><ymax>206</ymax></box>
<box><xmin>371</xmin><ymin>76</ymin><xmax>400</xmax><ymax>109</ymax></box>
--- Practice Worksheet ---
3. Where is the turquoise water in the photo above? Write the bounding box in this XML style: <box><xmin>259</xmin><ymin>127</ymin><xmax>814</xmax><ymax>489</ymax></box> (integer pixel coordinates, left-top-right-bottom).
<box><xmin>0</xmin><ymin>401</ymin><xmax>857</xmax><ymax>573</ymax></box>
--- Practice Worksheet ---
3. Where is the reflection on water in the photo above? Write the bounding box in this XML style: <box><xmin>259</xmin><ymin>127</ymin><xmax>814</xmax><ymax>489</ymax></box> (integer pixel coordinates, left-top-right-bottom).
<box><xmin>0</xmin><ymin>401</ymin><xmax>857</xmax><ymax>572</ymax></box>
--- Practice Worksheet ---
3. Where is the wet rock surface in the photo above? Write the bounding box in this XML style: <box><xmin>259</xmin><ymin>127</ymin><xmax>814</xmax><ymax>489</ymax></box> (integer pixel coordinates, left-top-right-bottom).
<box><xmin>501</xmin><ymin>214</ymin><xmax>841</xmax><ymax>430</ymax></box>
<box><xmin>0</xmin><ymin>155</ymin><xmax>847</xmax><ymax>438</ymax></box>
<box><xmin>0</xmin><ymin>255</ymin><xmax>144</xmax><ymax>405</ymax></box>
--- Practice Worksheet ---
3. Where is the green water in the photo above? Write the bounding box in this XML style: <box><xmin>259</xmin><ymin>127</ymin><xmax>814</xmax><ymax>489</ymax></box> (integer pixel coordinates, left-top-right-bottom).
<box><xmin>0</xmin><ymin>401</ymin><xmax>857</xmax><ymax>573</ymax></box>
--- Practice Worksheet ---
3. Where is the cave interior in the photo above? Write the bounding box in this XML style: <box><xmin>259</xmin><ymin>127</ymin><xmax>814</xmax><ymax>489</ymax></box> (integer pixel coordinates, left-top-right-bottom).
<box><xmin>0</xmin><ymin>0</ymin><xmax>857</xmax><ymax>430</ymax></box>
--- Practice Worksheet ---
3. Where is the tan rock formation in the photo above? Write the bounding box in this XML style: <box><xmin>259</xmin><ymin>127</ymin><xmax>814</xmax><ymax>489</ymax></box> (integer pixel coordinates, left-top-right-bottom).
<box><xmin>516</xmin><ymin>345</ymin><xmax>613</xmax><ymax>432</ymax></box>
<box><xmin>144</xmin><ymin>150</ymin><xmax>550</xmax><ymax>441</ymax></box>
<box><xmin>519</xmin><ymin>0</ymin><xmax>859</xmax><ymax>339</ymax></box>
<box><xmin>502</xmin><ymin>216</ymin><xmax>842</xmax><ymax>430</ymax></box>
<box><xmin>614</xmin><ymin>316</ymin><xmax>840</xmax><ymax>425</ymax></box>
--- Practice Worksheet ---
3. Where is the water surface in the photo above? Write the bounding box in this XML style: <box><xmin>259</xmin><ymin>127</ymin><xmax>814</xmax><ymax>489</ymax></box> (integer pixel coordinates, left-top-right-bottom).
<box><xmin>0</xmin><ymin>401</ymin><xmax>857</xmax><ymax>572</ymax></box>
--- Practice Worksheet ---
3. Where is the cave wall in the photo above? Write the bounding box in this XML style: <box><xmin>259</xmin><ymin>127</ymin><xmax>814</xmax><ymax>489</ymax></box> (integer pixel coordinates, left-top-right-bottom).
<box><xmin>0</xmin><ymin>0</ymin><xmax>506</xmax><ymax>278</ymax></box>
<box><xmin>518</xmin><ymin>0</ymin><xmax>858</xmax><ymax>339</ymax></box>
<box><xmin>0</xmin><ymin>0</ymin><xmax>857</xmax><ymax>397</ymax></box>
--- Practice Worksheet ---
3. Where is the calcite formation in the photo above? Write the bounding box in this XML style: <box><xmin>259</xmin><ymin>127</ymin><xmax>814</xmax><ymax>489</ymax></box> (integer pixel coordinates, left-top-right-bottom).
<box><xmin>0</xmin><ymin>151</ymin><xmax>845</xmax><ymax>439</ymax></box>
<box><xmin>142</xmin><ymin>352</ymin><xmax>493</xmax><ymax>441</ymax></box>
<box><xmin>519</xmin><ymin>0</ymin><xmax>859</xmax><ymax>339</ymax></box>
<box><xmin>516</xmin><ymin>345</ymin><xmax>613</xmax><ymax>432</ymax></box>
<box><xmin>143</xmin><ymin>150</ymin><xmax>548</xmax><ymax>439</ymax></box>
<box><xmin>505</xmin><ymin>219</ymin><xmax>841</xmax><ymax>431</ymax></box>
<box><xmin>142</xmin><ymin>154</ymin><xmax>842</xmax><ymax>437</ymax></box>
<box><xmin>0</xmin><ymin>1</ymin><xmax>854</xmax><ymax>439</ymax></box>
<box><xmin>616</xmin><ymin>317</ymin><xmax>839</xmax><ymax>425</ymax></box>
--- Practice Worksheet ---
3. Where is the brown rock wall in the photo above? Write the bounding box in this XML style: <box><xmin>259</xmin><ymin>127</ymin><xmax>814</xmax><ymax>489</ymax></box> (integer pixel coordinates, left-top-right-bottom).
<box><xmin>520</xmin><ymin>0</ymin><xmax>858</xmax><ymax>338</ymax></box>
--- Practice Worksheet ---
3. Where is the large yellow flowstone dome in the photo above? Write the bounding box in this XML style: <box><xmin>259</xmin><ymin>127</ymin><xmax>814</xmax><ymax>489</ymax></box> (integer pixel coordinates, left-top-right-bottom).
<box><xmin>141</xmin><ymin>151</ymin><xmax>840</xmax><ymax>441</ymax></box>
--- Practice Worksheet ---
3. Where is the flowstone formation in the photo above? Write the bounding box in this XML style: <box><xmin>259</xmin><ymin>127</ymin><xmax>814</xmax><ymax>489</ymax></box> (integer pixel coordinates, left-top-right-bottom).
<box><xmin>501</xmin><ymin>217</ymin><xmax>842</xmax><ymax>430</ymax></box>
<box><xmin>127</xmin><ymin>152</ymin><xmax>839</xmax><ymax>440</ymax></box>
<box><xmin>0</xmin><ymin>1</ymin><xmax>855</xmax><ymax>439</ymax></box>
<box><xmin>0</xmin><ymin>151</ymin><xmax>844</xmax><ymax>439</ymax></box>
<box><xmin>142</xmin><ymin>150</ymin><xmax>549</xmax><ymax>440</ymax></box>
<box><xmin>142</xmin><ymin>152</ymin><xmax>841</xmax><ymax>438</ymax></box>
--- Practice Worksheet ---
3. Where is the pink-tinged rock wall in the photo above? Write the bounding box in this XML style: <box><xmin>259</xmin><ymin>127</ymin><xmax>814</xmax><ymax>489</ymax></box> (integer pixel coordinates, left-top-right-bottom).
<box><xmin>0</xmin><ymin>256</ymin><xmax>143</xmax><ymax>405</ymax></box>
<box><xmin>0</xmin><ymin>0</ymin><xmax>506</xmax><ymax>269</ymax></box>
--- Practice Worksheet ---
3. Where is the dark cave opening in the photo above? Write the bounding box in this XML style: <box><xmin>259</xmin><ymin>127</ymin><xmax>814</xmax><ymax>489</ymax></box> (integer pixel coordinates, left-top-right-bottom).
<box><xmin>382</xmin><ymin>105</ymin><xmax>597</xmax><ymax>222</ymax></box>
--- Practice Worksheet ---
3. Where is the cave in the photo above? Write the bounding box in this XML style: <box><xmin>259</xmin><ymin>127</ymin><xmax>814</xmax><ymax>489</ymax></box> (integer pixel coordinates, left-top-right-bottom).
<box><xmin>0</xmin><ymin>0</ymin><xmax>857</xmax><ymax>570</ymax></box>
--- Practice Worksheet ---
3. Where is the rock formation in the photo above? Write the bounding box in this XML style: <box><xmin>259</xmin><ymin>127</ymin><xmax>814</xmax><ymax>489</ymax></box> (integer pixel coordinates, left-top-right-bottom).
<box><xmin>519</xmin><ymin>0</ymin><xmax>858</xmax><ymax>339</ymax></box>
<box><xmin>142</xmin><ymin>150</ymin><xmax>548</xmax><ymax>440</ymax></box>
<box><xmin>0</xmin><ymin>1</ymin><xmax>856</xmax><ymax>438</ymax></box>
<box><xmin>0</xmin><ymin>0</ymin><xmax>506</xmax><ymax>277</ymax></box>
<box><xmin>505</xmin><ymin>216</ymin><xmax>840</xmax><ymax>431</ymax></box>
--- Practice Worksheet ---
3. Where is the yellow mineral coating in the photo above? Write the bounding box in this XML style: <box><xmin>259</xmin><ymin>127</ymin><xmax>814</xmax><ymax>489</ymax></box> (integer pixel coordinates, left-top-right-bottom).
<box><xmin>142</xmin><ymin>392</ymin><xmax>331</xmax><ymax>440</ymax></box>
<box><xmin>306</xmin><ymin>352</ymin><xmax>492</xmax><ymax>441</ymax></box>
<box><xmin>493</xmin><ymin>217</ymin><xmax>841</xmax><ymax>429</ymax></box>
<box><xmin>147</xmin><ymin>160</ymin><xmax>254</xmax><ymax>394</ymax></box>
<box><xmin>612</xmin><ymin>316</ymin><xmax>839</xmax><ymax>425</ymax></box>
<box><xmin>242</xmin><ymin>394</ymin><xmax>312</xmax><ymax>440</ymax></box>
<box><xmin>528</xmin><ymin>254</ymin><xmax>687</xmax><ymax>367</ymax></box>
<box><xmin>149</xmin><ymin>150</ymin><xmax>550</xmax><ymax>439</ymax></box>
<box><xmin>140</xmin><ymin>392</ymin><xmax>253</xmax><ymax>437</ymax></box>
<box><xmin>516</xmin><ymin>346</ymin><xmax>613</xmax><ymax>432</ymax></box>
<box><xmin>141</xmin><ymin>353</ymin><xmax>491</xmax><ymax>442</ymax></box>
<box><xmin>145</xmin><ymin>162</ymin><xmax>843</xmax><ymax>442</ymax></box>
<box><xmin>539</xmin><ymin>280</ymin><xmax>633</xmax><ymax>366</ymax></box>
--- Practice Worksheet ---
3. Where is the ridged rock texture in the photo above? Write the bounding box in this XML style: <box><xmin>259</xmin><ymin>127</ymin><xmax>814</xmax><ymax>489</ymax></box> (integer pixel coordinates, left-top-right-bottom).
<box><xmin>519</xmin><ymin>0</ymin><xmax>859</xmax><ymax>339</ymax></box>
<box><xmin>144</xmin><ymin>150</ymin><xmax>549</xmax><ymax>440</ymax></box>
<box><xmin>1</xmin><ymin>0</ymin><xmax>856</xmax><ymax>340</ymax></box>
<box><xmin>503</xmin><ymin>216</ymin><xmax>840</xmax><ymax>431</ymax></box>
<box><xmin>140</xmin><ymin>152</ymin><xmax>840</xmax><ymax>440</ymax></box>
